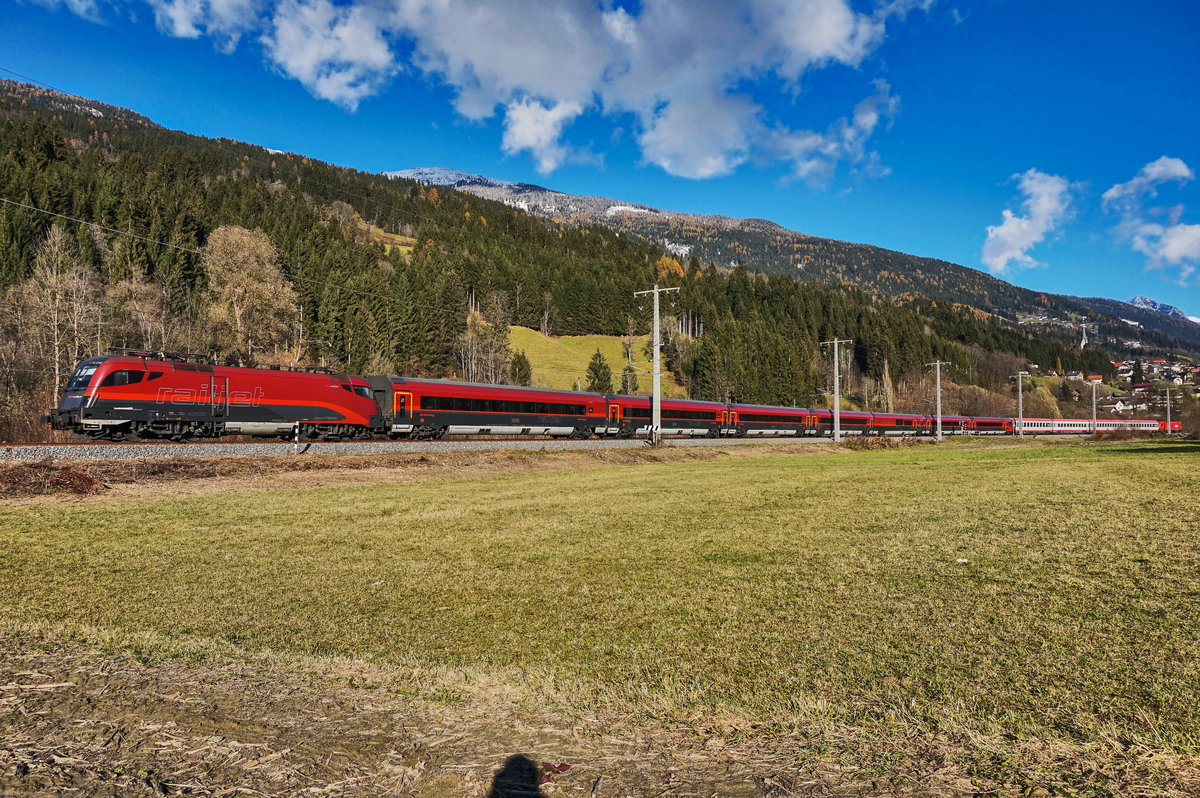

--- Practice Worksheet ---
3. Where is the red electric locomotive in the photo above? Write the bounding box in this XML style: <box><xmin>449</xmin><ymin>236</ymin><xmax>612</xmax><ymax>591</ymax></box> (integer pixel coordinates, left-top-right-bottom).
<box><xmin>47</xmin><ymin>351</ymin><xmax>381</xmax><ymax>440</ymax></box>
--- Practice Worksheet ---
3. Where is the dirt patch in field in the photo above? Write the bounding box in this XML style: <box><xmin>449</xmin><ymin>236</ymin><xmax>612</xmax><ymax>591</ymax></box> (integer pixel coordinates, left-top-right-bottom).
<box><xmin>0</xmin><ymin>634</ymin><xmax>892</xmax><ymax>797</ymax></box>
<box><xmin>6</xmin><ymin>634</ymin><xmax>1187</xmax><ymax>797</ymax></box>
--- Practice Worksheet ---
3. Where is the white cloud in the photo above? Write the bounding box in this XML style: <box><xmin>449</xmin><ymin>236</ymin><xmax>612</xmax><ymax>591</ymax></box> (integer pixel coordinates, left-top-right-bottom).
<box><xmin>771</xmin><ymin>80</ymin><xmax>898</xmax><ymax>185</ymax></box>
<box><xmin>1101</xmin><ymin>156</ymin><xmax>1193</xmax><ymax>213</ymax></box>
<box><xmin>28</xmin><ymin>0</ymin><xmax>105</xmax><ymax>22</ymax></box>
<box><xmin>981</xmin><ymin>169</ymin><xmax>1073</xmax><ymax>276</ymax></box>
<box><xmin>1103</xmin><ymin>157</ymin><xmax>1200</xmax><ymax>283</ymax></box>
<box><xmin>146</xmin><ymin>0</ymin><xmax>260</xmax><ymax>51</ymax></box>
<box><xmin>50</xmin><ymin>0</ymin><xmax>932</xmax><ymax>178</ymax></box>
<box><xmin>261</xmin><ymin>0</ymin><xmax>396</xmax><ymax>110</ymax></box>
<box><xmin>501</xmin><ymin>98</ymin><xmax>584</xmax><ymax>174</ymax></box>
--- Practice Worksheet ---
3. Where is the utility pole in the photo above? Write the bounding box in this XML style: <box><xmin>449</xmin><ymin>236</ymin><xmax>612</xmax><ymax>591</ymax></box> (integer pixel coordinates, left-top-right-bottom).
<box><xmin>1013</xmin><ymin>370</ymin><xmax>1030</xmax><ymax>436</ymax></box>
<box><xmin>821</xmin><ymin>338</ymin><xmax>852</xmax><ymax>442</ymax></box>
<box><xmin>1165</xmin><ymin>386</ymin><xmax>1172</xmax><ymax>434</ymax></box>
<box><xmin>634</xmin><ymin>284</ymin><xmax>680</xmax><ymax>445</ymax></box>
<box><xmin>1091</xmin><ymin>380</ymin><xmax>1098</xmax><ymax>434</ymax></box>
<box><xmin>927</xmin><ymin>360</ymin><xmax>950</xmax><ymax>441</ymax></box>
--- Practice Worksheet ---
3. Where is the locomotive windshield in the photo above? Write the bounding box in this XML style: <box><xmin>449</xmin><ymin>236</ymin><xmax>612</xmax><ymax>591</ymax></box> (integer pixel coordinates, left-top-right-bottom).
<box><xmin>65</xmin><ymin>362</ymin><xmax>100</xmax><ymax>391</ymax></box>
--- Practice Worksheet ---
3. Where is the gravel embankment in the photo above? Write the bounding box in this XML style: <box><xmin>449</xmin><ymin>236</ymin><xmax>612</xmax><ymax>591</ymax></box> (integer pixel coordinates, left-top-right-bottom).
<box><xmin>1</xmin><ymin>436</ymin><xmax>829</xmax><ymax>462</ymax></box>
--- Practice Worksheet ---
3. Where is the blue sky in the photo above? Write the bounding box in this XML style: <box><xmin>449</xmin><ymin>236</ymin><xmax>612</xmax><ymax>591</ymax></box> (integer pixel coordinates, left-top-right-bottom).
<box><xmin>5</xmin><ymin>0</ymin><xmax>1200</xmax><ymax>318</ymax></box>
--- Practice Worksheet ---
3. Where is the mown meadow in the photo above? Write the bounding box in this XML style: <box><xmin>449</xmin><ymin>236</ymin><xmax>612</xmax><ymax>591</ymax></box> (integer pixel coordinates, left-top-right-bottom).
<box><xmin>2</xmin><ymin>439</ymin><xmax>1198</xmax><ymax>792</ymax></box>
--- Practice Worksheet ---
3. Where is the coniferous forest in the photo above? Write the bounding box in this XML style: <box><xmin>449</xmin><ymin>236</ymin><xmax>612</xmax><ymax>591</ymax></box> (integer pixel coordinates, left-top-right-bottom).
<box><xmin>0</xmin><ymin>80</ymin><xmax>1139</xmax><ymax>438</ymax></box>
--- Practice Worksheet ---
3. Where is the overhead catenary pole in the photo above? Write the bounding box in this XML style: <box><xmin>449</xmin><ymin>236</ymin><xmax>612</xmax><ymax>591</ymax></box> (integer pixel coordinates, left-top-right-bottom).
<box><xmin>1165</xmin><ymin>386</ymin><xmax>1172</xmax><ymax>434</ymax></box>
<box><xmin>1091</xmin><ymin>380</ymin><xmax>1098</xmax><ymax>434</ymax></box>
<box><xmin>821</xmin><ymin>338</ymin><xmax>852</xmax><ymax>442</ymax></box>
<box><xmin>1013</xmin><ymin>370</ymin><xmax>1030</xmax><ymax>436</ymax></box>
<box><xmin>634</xmin><ymin>284</ymin><xmax>680</xmax><ymax>445</ymax></box>
<box><xmin>927</xmin><ymin>360</ymin><xmax>951</xmax><ymax>441</ymax></box>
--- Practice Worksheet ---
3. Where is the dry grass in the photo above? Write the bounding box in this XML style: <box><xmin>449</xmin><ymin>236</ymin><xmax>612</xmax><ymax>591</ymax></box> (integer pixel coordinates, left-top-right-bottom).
<box><xmin>0</xmin><ymin>443</ymin><xmax>833</xmax><ymax>499</ymax></box>
<box><xmin>3</xmin><ymin>439</ymin><xmax>1200</xmax><ymax>795</ymax></box>
<box><xmin>0</xmin><ymin>459</ymin><xmax>107</xmax><ymax>496</ymax></box>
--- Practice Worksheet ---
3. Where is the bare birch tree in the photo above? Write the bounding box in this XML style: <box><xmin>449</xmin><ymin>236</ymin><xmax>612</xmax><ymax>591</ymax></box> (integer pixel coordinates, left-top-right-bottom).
<box><xmin>201</xmin><ymin>226</ymin><xmax>299</xmax><ymax>365</ymax></box>
<box><xmin>25</xmin><ymin>224</ymin><xmax>102</xmax><ymax>393</ymax></box>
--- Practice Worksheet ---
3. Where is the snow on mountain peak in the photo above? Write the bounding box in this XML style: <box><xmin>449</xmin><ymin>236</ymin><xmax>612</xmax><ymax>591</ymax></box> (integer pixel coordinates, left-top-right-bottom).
<box><xmin>382</xmin><ymin>167</ymin><xmax>515</xmax><ymax>189</ymax></box>
<box><xmin>1130</xmin><ymin>295</ymin><xmax>1189</xmax><ymax>320</ymax></box>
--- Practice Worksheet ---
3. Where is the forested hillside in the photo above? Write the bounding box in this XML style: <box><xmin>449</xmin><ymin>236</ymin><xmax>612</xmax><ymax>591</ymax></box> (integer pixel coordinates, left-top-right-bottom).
<box><xmin>0</xmin><ymin>79</ymin><xmax>1130</xmax><ymax>438</ymax></box>
<box><xmin>460</xmin><ymin>176</ymin><xmax>1200</xmax><ymax>353</ymax></box>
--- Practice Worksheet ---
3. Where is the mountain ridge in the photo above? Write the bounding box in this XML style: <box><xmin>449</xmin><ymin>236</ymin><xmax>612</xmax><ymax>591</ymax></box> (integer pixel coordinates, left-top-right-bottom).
<box><xmin>385</xmin><ymin>165</ymin><xmax>1200</xmax><ymax>351</ymax></box>
<box><xmin>1130</xmin><ymin>295</ymin><xmax>1197</xmax><ymax>323</ymax></box>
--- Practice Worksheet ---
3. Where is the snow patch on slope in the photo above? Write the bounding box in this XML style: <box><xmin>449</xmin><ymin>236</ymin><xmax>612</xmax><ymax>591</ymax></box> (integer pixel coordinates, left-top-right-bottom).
<box><xmin>384</xmin><ymin>167</ymin><xmax>516</xmax><ymax>189</ymax></box>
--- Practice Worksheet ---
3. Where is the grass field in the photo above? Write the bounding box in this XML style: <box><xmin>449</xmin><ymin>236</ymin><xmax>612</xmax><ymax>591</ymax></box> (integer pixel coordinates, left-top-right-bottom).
<box><xmin>2</xmin><ymin>440</ymin><xmax>1199</xmax><ymax>793</ymax></box>
<box><xmin>509</xmin><ymin>325</ymin><xmax>688</xmax><ymax>395</ymax></box>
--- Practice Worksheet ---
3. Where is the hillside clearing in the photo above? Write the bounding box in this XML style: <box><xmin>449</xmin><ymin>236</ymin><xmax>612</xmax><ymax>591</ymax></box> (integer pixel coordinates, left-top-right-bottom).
<box><xmin>509</xmin><ymin>326</ymin><xmax>689</xmax><ymax>395</ymax></box>
<box><xmin>2</xmin><ymin>440</ymin><xmax>1198</xmax><ymax>795</ymax></box>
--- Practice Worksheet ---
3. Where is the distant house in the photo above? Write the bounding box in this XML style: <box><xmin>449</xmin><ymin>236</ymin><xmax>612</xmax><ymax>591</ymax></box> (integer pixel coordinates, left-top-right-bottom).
<box><xmin>1106</xmin><ymin>396</ymin><xmax>1148</xmax><ymax>413</ymax></box>
<box><xmin>1087</xmin><ymin>374</ymin><xmax>1103</xmax><ymax>383</ymax></box>
<box><xmin>1065</xmin><ymin>371</ymin><xmax>1084</xmax><ymax>380</ymax></box>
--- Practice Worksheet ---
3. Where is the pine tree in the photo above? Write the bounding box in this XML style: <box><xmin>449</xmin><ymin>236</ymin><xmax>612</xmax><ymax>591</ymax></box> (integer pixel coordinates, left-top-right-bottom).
<box><xmin>510</xmin><ymin>350</ymin><xmax>532</xmax><ymax>386</ymax></box>
<box><xmin>585</xmin><ymin>349</ymin><xmax>614</xmax><ymax>393</ymax></box>
<box><xmin>620</xmin><ymin>363</ymin><xmax>639</xmax><ymax>394</ymax></box>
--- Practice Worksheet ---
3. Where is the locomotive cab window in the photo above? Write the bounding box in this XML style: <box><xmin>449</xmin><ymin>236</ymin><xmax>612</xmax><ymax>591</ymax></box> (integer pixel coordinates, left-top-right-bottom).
<box><xmin>353</xmin><ymin>385</ymin><xmax>371</xmax><ymax>398</ymax></box>
<box><xmin>100</xmin><ymin>370</ymin><xmax>145</xmax><ymax>387</ymax></box>
<box><xmin>66</xmin><ymin>364</ymin><xmax>99</xmax><ymax>391</ymax></box>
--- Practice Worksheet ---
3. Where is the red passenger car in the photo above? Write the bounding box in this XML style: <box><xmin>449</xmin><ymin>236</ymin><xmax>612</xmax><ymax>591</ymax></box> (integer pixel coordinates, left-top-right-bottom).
<box><xmin>726</xmin><ymin>403</ymin><xmax>812</xmax><ymax>436</ymax></box>
<box><xmin>604</xmin><ymin>395</ymin><xmax>724</xmax><ymax>437</ymax></box>
<box><xmin>366</xmin><ymin>376</ymin><xmax>606</xmax><ymax>438</ymax></box>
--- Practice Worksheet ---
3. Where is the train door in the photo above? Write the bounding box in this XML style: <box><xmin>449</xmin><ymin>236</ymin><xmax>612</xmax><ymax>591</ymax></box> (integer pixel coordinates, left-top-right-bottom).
<box><xmin>608</xmin><ymin>402</ymin><xmax>620</xmax><ymax>434</ymax></box>
<box><xmin>394</xmin><ymin>391</ymin><xmax>412</xmax><ymax>419</ymax></box>
<box><xmin>210</xmin><ymin>376</ymin><xmax>229</xmax><ymax>418</ymax></box>
<box><xmin>728</xmin><ymin>410</ymin><xmax>738</xmax><ymax>435</ymax></box>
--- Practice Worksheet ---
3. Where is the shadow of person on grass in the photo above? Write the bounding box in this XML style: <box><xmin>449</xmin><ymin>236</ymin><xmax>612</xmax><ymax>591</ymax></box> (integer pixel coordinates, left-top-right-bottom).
<box><xmin>487</xmin><ymin>754</ymin><xmax>545</xmax><ymax>798</ymax></box>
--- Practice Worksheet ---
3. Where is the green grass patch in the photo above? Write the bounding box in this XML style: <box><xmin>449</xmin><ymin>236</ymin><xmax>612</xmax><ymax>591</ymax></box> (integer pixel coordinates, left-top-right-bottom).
<box><xmin>509</xmin><ymin>325</ymin><xmax>686</xmax><ymax>395</ymax></box>
<box><xmin>3</xmin><ymin>441</ymin><xmax>1199</xmax><ymax>786</ymax></box>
